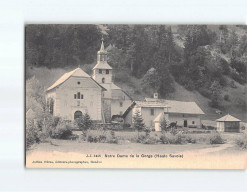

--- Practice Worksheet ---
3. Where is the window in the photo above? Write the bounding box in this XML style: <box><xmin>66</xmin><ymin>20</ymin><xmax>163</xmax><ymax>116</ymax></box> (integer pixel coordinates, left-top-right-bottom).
<box><xmin>74</xmin><ymin>94</ymin><xmax>76</xmax><ymax>99</ymax></box>
<box><xmin>77</xmin><ymin>101</ymin><xmax>80</xmax><ymax>106</ymax></box>
<box><xmin>81</xmin><ymin>94</ymin><xmax>84</xmax><ymax>99</ymax></box>
<box><xmin>120</xmin><ymin>102</ymin><xmax>123</xmax><ymax>107</ymax></box>
<box><xmin>102</xmin><ymin>78</ymin><xmax>105</xmax><ymax>83</ymax></box>
<box><xmin>192</xmin><ymin>121</ymin><xmax>195</xmax><ymax>124</ymax></box>
<box><xmin>77</xmin><ymin>81</ymin><xmax>80</xmax><ymax>85</ymax></box>
<box><xmin>151</xmin><ymin>108</ymin><xmax>154</xmax><ymax>116</ymax></box>
<box><xmin>77</xmin><ymin>92</ymin><xmax>80</xmax><ymax>99</ymax></box>
<box><xmin>99</xmin><ymin>69</ymin><xmax>102</xmax><ymax>74</ymax></box>
<box><xmin>106</xmin><ymin>70</ymin><xmax>109</xmax><ymax>74</ymax></box>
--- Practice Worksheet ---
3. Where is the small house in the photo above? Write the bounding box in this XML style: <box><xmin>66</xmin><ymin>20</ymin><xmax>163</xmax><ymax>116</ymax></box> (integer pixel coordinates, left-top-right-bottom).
<box><xmin>216</xmin><ymin>114</ymin><xmax>241</xmax><ymax>132</ymax></box>
<box><xmin>123</xmin><ymin>94</ymin><xmax>205</xmax><ymax>131</ymax></box>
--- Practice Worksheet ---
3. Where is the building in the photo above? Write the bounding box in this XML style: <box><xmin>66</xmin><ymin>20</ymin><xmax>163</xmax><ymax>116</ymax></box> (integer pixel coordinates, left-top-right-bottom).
<box><xmin>46</xmin><ymin>67</ymin><xmax>106</xmax><ymax>121</ymax></box>
<box><xmin>92</xmin><ymin>39</ymin><xmax>132</xmax><ymax>122</ymax></box>
<box><xmin>123</xmin><ymin>94</ymin><xmax>205</xmax><ymax>130</ymax></box>
<box><xmin>46</xmin><ymin>39</ymin><xmax>132</xmax><ymax>122</ymax></box>
<box><xmin>216</xmin><ymin>114</ymin><xmax>241</xmax><ymax>132</ymax></box>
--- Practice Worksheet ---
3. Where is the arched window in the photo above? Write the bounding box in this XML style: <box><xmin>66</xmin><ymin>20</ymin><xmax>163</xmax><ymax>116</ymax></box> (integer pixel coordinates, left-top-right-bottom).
<box><xmin>102</xmin><ymin>78</ymin><xmax>105</xmax><ymax>83</ymax></box>
<box><xmin>81</xmin><ymin>94</ymin><xmax>83</xmax><ymax>99</ymax></box>
<box><xmin>77</xmin><ymin>92</ymin><xmax>80</xmax><ymax>99</ymax></box>
<box><xmin>74</xmin><ymin>111</ymin><xmax>82</xmax><ymax>120</ymax></box>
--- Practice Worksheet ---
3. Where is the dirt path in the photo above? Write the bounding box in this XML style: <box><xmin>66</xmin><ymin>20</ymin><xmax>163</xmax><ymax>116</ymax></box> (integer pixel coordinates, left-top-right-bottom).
<box><xmin>187</xmin><ymin>141</ymin><xmax>235</xmax><ymax>155</ymax></box>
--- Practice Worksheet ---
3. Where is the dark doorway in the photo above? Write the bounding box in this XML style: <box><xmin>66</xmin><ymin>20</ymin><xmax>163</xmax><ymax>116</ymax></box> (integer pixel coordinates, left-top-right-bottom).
<box><xmin>74</xmin><ymin>111</ymin><xmax>82</xmax><ymax>120</ymax></box>
<box><xmin>184</xmin><ymin>120</ymin><xmax>187</xmax><ymax>127</ymax></box>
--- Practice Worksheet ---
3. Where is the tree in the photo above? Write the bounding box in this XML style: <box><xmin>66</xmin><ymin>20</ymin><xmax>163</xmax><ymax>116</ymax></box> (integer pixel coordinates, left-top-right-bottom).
<box><xmin>141</xmin><ymin>67</ymin><xmax>161</xmax><ymax>93</ymax></box>
<box><xmin>160</xmin><ymin>118</ymin><xmax>169</xmax><ymax>132</ymax></box>
<box><xmin>133</xmin><ymin>109</ymin><xmax>145</xmax><ymax>137</ymax></box>
<box><xmin>75</xmin><ymin>113</ymin><xmax>93</xmax><ymax>131</ymax></box>
<box><xmin>209</xmin><ymin>81</ymin><xmax>222</xmax><ymax>108</ymax></box>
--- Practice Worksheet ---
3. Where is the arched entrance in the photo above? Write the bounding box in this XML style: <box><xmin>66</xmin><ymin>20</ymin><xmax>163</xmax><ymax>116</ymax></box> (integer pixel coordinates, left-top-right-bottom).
<box><xmin>74</xmin><ymin>111</ymin><xmax>82</xmax><ymax>120</ymax></box>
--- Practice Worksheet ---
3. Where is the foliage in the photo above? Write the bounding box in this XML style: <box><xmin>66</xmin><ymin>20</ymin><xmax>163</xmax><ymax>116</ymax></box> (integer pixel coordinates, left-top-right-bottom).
<box><xmin>133</xmin><ymin>110</ymin><xmax>145</xmax><ymax>132</ymax></box>
<box><xmin>75</xmin><ymin>113</ymin><xmax>93</xmax><ymax>131</ymax></box>
<box><xmin>26</xmin><ymin>24</ymin><xmax>102</xmax><ymax>68</ymax></box>
<box><xmin>26</xmin><ymin>120</ymin><xmax>40</xmax><ymax>148</ymax></box>
<box><xmin>208</xmin><ymin>132</ymin><xmax>224</xmax><ymax>144</ymax></box>
<box><xmin>160</xmin><ymin>133</ymin><xmax>185</xmax><ymax>144</ymax></box>
<box><xmin>51</xmin><ymin>121</ymin><xmax>73</xmax><ymax>139</ymax></box>
<box><xmin>235</xmin><ymin>135</ymin><xmax>247</xmax><ymax>149</ymax></box>
<box><xmin>224</xmin><ymin>94</ymin><xmax>230</xmax><ymax>101</ymax></box>
<box><xmin>209</xmin><ymin>81</ymin><xmax>222</xmax><ymax>108</ymax></box>
<box><xmin>160</xmin><ymin>118</ymin><xmax>170</xmax><ymax>132</ymax></box>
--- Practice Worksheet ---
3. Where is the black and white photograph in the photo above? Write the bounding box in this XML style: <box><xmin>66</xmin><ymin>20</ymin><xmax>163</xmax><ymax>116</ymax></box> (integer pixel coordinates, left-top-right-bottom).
<box><xmin>25</xmin><ymin>24</ymin><xmax>247</xmax><ymax>169</ymax></box>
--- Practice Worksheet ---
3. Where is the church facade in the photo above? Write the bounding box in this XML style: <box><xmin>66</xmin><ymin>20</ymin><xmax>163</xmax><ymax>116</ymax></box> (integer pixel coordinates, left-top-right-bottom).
<box><xmin>46</xmin><ymin>39</ymin><xmax>132</xmax><ymax>122</ymax></box>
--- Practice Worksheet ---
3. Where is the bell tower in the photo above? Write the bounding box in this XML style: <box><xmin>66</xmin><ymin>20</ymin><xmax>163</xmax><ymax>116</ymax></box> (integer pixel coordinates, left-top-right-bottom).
<box><xmin>92</xmin><ymin>38</ymin><xmax>113</xmax><ymax>85</ymax></box>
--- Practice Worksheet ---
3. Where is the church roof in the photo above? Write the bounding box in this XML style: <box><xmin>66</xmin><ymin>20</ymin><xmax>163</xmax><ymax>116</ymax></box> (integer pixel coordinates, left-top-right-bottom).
<box><xmin>216</xmin><ymin>114</ymin><xmax>241</xmax><ymax>122</ymax></box>
<box><xmin>97</xmin><ymin>40</ymin><xmax>107</xmax><ymax>54</ymax></box>
<box><xmin>46</xmin><ymin>67</ymin><xmax>105</xmax><ymax>92</ymax></box>
<box><xmin>92</xmin><ymin>61</ymin><xmax>112</xmax><ymax>70</ymax></box>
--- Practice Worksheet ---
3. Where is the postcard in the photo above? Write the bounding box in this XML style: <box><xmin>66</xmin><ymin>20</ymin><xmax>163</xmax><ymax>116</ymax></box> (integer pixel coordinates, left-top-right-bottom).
<box><xmin>25</xmin><ymin>24</ymin><xmax>247</xmax><ymax>169</ymax></box>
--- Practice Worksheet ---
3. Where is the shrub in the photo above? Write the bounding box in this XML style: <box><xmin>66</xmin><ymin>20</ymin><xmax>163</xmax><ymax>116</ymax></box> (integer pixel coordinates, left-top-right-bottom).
<box><xmin>235</xmin><ymin>135</ymin><xmax>247</xmax><ymax>149</ymax></box>
<box><xmin>26</xmin><ymin>120</ymin><xmax>40</xmax><ymax>148</ymax></box>
<box><xmin>51</xmin><ymin>121</ymin><xmax>73</xmax><ymax>139</ymax></box>
<box><xmin>87</xmin><ymin>130</ymin><xmax>118</xmax><ymax>144</ymax></box>
<box><xmin>75</xmin><ymin>113</ymin><xmax>93</xmax><ymax>131</ymax></box>
<box><xmin>184</xmin><ymin>135</ymin><xmax>196</xmax><ymax>144</ymax></box>
<box><xmin>160</xmin><ymin>133</ymin><xmax>185</xmax><ymax>144</ymax></box>
<box><xmin>209</xmin><ymin>132</ymin><xmax>224</xmax><ymax>144</ymax></box>
<box><xmin>137</xmin><ymin>134</ymin><xmax>159</xmax><ymax>144</ymax></box>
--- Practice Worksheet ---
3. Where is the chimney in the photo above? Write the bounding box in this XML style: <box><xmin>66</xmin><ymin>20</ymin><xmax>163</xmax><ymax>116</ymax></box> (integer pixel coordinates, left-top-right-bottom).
<box><xmin>154</xmin><ymin>93</ymin><xmax>158</xmax><ymax>99</ymax></box>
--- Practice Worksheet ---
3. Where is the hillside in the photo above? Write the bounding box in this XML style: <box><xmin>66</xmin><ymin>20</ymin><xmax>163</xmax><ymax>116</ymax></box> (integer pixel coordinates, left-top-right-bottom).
<box><xmin>27</xmin><ymin>65</ymin><xmax>247</xmax><ymax>122</ymax></box>
<box><xmin>25</xmin><ymin>24</ymin><xmax>247</xmax><ymax>122</ymax></box>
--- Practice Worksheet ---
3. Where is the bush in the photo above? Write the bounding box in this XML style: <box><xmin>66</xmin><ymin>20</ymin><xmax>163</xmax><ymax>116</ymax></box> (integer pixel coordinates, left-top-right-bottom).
<box><xmin>209</xmin><ymin>132</ymin><xmax>224</xmax><ymax>144</ymax></box>
<box><xmin>26</xmin><ymin>120</ymin><xmax>40</xmax><ymax>148</ymax></box>
<box><xmin>75</xmin><ymin>113</ymin><xmax>93</xmax><ymax>131</ymax></box>
<box><xmin>160</xmin><ymin>133</ymin><xmax>185</xmax><ymax>144</ymax></box>
<box><xmin>137</xmin><ymin>134</ymin><xmax>159</xmax><ymax>144</ymax></box>
<box><xmin>235</xmin><ymin>135</ymin><xmax>247</xmax><ymax>149</ymax></box>
<box><xmin>87</xmin><ymin>130</ymin><xmax>118</xmax><ymax>144</ymax></box>
<box><xmin>51</xmin><ymin>121</ymin><xmax>73</xmax><ymax>139</ymax></box>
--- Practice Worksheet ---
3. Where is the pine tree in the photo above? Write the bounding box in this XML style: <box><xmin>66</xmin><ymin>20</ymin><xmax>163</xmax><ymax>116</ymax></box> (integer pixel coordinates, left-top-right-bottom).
<box><xmin>133</xmin><ymin>109</ymin><xmax>145</xmax><ymax>137</ymax></box>
<box><xmin>209</xmin><ymin>81</ymin><xmax>222</xmax><ymax>108</ymax></box>
<box><xmin>75</xmin><ymin>113</ymin><xmax>93</xmax><ymax>131</ymax></box>
<box><xmin>160</xmin><ymin>118</ymin><xmax>169</xmax><ymax>132</ymax></box>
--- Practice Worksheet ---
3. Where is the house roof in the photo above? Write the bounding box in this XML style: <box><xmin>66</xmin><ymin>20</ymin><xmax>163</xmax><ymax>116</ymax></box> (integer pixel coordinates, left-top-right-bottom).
<box><xmin>216</xmin><ymin>114</ymin><xmax>241</xmax><ymax>122</ymax></box>
<box><xmin>140</xmin><ymin>98</ymin><xmax>205</xmax><ymax>115</ymax></box>
<box><xmin>135</xmin><ymin>101</ymin><xmax>170</xmax><ymax>108</ymax></box>
<box><xmin>92</xmin><ymin>61</ymin><xmax>113</xmax><ymax>70</ymax></box>
<box><xmin>46</xmin><ymin>67</ymin><xmax>106</xmax><ymax>92</ymax></box>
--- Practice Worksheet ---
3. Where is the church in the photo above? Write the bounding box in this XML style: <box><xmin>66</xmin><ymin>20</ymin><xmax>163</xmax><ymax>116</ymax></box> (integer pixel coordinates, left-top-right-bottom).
<box><xmin>46</xmin><ymin>39</ymin><xmax>132</xmax><ymax>122</ymax></box>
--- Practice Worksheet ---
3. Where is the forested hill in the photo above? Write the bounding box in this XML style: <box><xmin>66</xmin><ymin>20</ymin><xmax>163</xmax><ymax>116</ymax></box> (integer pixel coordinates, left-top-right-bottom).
<box><xmin>25</xmin><ymin>24</ymin><xmax>247</xmax><ymax>121</ymax></box>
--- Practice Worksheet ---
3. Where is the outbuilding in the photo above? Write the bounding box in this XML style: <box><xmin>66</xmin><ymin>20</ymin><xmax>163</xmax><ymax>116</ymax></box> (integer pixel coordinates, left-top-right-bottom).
<box><xmin>216</xmin><ymin>114</ymin><xmax>241</xmax><ymax>132</ymax></box>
